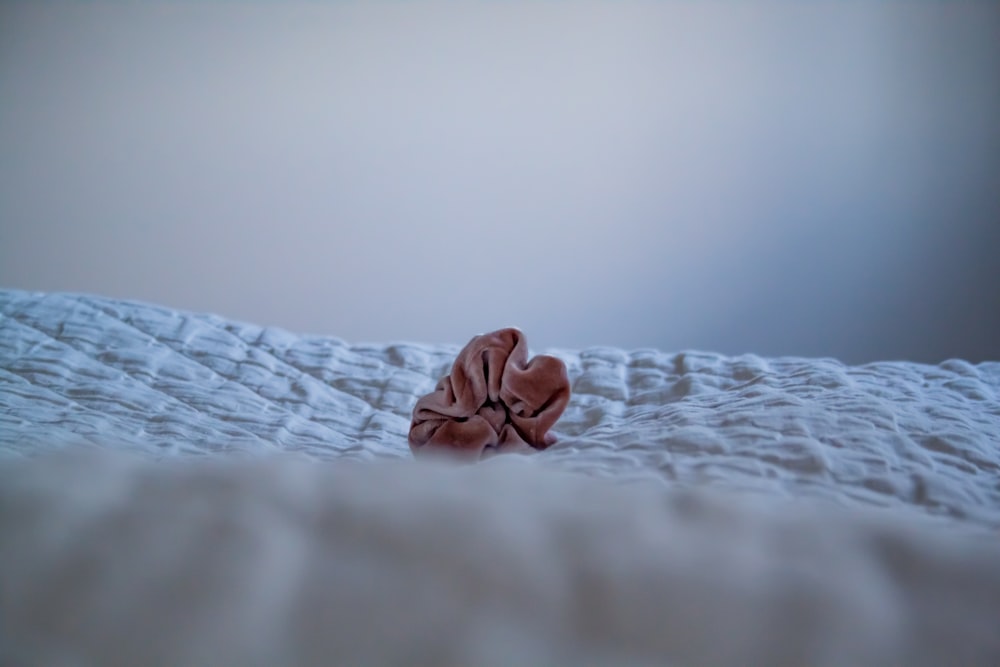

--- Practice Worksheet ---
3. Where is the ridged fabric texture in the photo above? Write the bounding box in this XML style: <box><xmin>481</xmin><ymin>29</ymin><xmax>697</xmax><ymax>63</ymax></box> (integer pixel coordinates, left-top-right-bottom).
<box><xmin>2</xmin><ymin>289</ymin><xmax>1000</xmax><ymax>528</ymax></box>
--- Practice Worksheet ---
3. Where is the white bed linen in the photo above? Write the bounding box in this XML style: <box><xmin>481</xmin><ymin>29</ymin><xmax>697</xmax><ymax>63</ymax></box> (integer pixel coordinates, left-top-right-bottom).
<box><xmin>2</xmin><ymin>289</ymin><xmax>998</xmax><ymax>526</ymax></box>
<box><xmin>2</xmin><ymin>453</ymin><xmax>999</xmax><ymax>667</ymax></box>
<box><xmin>1</xmin><ymin>289</ymin><xmax>999</xmax><ymax>667</ymax></box>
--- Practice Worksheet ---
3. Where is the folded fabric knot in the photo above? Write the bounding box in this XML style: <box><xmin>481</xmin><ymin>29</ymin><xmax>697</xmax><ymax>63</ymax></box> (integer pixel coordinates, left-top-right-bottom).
<box><xmin>409</xmin><ymin>328</ymin><xmax>571</xmax><ymax>460</ymax></box>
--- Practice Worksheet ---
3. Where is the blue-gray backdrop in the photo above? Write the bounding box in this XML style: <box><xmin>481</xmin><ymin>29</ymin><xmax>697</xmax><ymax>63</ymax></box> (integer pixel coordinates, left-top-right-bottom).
<box><xmin>2</xmin><ymin>1</ymin><xmax>998</xmax><ymax>363</ymax></box>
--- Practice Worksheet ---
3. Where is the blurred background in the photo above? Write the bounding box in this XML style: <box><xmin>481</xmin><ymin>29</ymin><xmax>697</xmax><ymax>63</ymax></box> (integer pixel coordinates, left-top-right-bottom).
<box><xmin>1</xmin><ymin>1</ymin><xmax>998</xmax><ymax>364</ymax></box>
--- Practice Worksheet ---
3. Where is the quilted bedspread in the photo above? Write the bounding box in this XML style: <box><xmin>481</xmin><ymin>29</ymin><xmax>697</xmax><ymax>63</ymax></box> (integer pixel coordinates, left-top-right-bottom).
<box><xmin>1</xmin><ymin>288</ymin><xmax>998</xmax><ymax>527</ymax></box>
<box><xmin>2</xmin><ymin>289</ymin><xmax>1000</xmax><ymax>667</ymax></box>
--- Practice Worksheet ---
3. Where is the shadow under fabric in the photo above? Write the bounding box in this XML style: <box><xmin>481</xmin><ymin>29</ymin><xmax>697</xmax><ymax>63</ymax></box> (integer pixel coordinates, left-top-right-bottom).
<box><xmin>408</xmin><ymin>328</ymin><xmax>571</xmax><ymax>460</ymax></box>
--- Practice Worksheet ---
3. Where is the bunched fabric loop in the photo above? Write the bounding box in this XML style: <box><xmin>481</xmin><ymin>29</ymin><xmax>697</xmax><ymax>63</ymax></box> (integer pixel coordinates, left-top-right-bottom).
<box><xmin>408</xmin><ymin>328</ymin><xmax>571</xmax><ymax>460</ymax></box>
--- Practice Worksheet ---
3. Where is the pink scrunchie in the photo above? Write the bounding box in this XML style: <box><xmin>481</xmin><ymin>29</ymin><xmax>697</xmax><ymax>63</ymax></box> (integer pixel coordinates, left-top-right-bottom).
<box><xmin>409</xmin><ymin>328</ymin><xmax>571</xmax><ymax>460</ymax></box>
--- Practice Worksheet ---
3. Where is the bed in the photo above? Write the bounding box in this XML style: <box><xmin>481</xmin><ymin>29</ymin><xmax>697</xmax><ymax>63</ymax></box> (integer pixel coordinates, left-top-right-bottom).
<box><xmin>1</xmin><ymin>289</ymin><xmax>998</xmax><ymax>666</ymax></box>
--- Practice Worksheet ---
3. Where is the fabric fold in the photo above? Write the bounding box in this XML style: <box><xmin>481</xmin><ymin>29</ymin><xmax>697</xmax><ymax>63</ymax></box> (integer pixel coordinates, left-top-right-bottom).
<box><xmin>408</xmin><ymin>328</ymin><xmax>571</xmax><ymax>459</ymax></box>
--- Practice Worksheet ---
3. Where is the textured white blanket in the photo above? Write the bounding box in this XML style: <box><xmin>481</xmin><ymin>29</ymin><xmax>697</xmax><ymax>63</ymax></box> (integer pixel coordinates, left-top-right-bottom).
<box><xmin>2</xmin><ymin>289</ymin><xmax>998</xmax><ymax>525</ymax></box>
<box><xmin>1</xmin><ymin>290</ymin><xmax>999</xmax><ymax>666</ymax></box>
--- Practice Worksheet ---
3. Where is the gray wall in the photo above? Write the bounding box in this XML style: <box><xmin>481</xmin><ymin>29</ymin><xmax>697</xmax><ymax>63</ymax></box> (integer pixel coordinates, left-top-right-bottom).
<box><xmin>2</xmin><ymin>1</ymin><xmax>998</xmax><ymax>363</ymax></box>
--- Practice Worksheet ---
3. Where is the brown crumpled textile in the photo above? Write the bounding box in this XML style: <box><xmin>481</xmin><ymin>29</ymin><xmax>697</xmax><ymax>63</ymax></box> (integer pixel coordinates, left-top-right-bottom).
<box><xmin>409</xmin><ymin>328</ymin><xmax>571</xmax><ymax>460</ymax></box>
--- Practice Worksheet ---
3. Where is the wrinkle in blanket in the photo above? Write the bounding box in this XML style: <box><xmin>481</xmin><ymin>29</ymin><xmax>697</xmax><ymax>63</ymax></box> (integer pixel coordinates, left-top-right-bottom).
<box><xmin>409</xmin><ymin>328</ymin><xmax>570</xmax><ymax>459</ymax></box>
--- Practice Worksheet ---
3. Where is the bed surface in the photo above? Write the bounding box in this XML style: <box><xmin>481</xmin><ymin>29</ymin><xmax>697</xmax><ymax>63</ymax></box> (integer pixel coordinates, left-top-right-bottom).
<box><xmin>2</xmin><ymin>289</ymin><xmax>998</xmax><ymax>526</ymax></box>
<box><xmin>2</xmin><ymin>289</ymin><xmax>999</xmax><ymax>667</ymax></box>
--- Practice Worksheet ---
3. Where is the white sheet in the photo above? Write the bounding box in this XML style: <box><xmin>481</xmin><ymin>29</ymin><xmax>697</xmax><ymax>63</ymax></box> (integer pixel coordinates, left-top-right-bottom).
<box><xmin>2</xmin><ymin>290</ymin><xmax>999</xmax><ymax>666</ymax></box>
<box><xmin>2</xmin><ymin>453</ymin><xmax>998</xmax><ymax>667</ymax></box>
<box><xmin>2</xmin><ymin>289</ymin><xmax>998</xmax><ymax>526</ymax></box>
